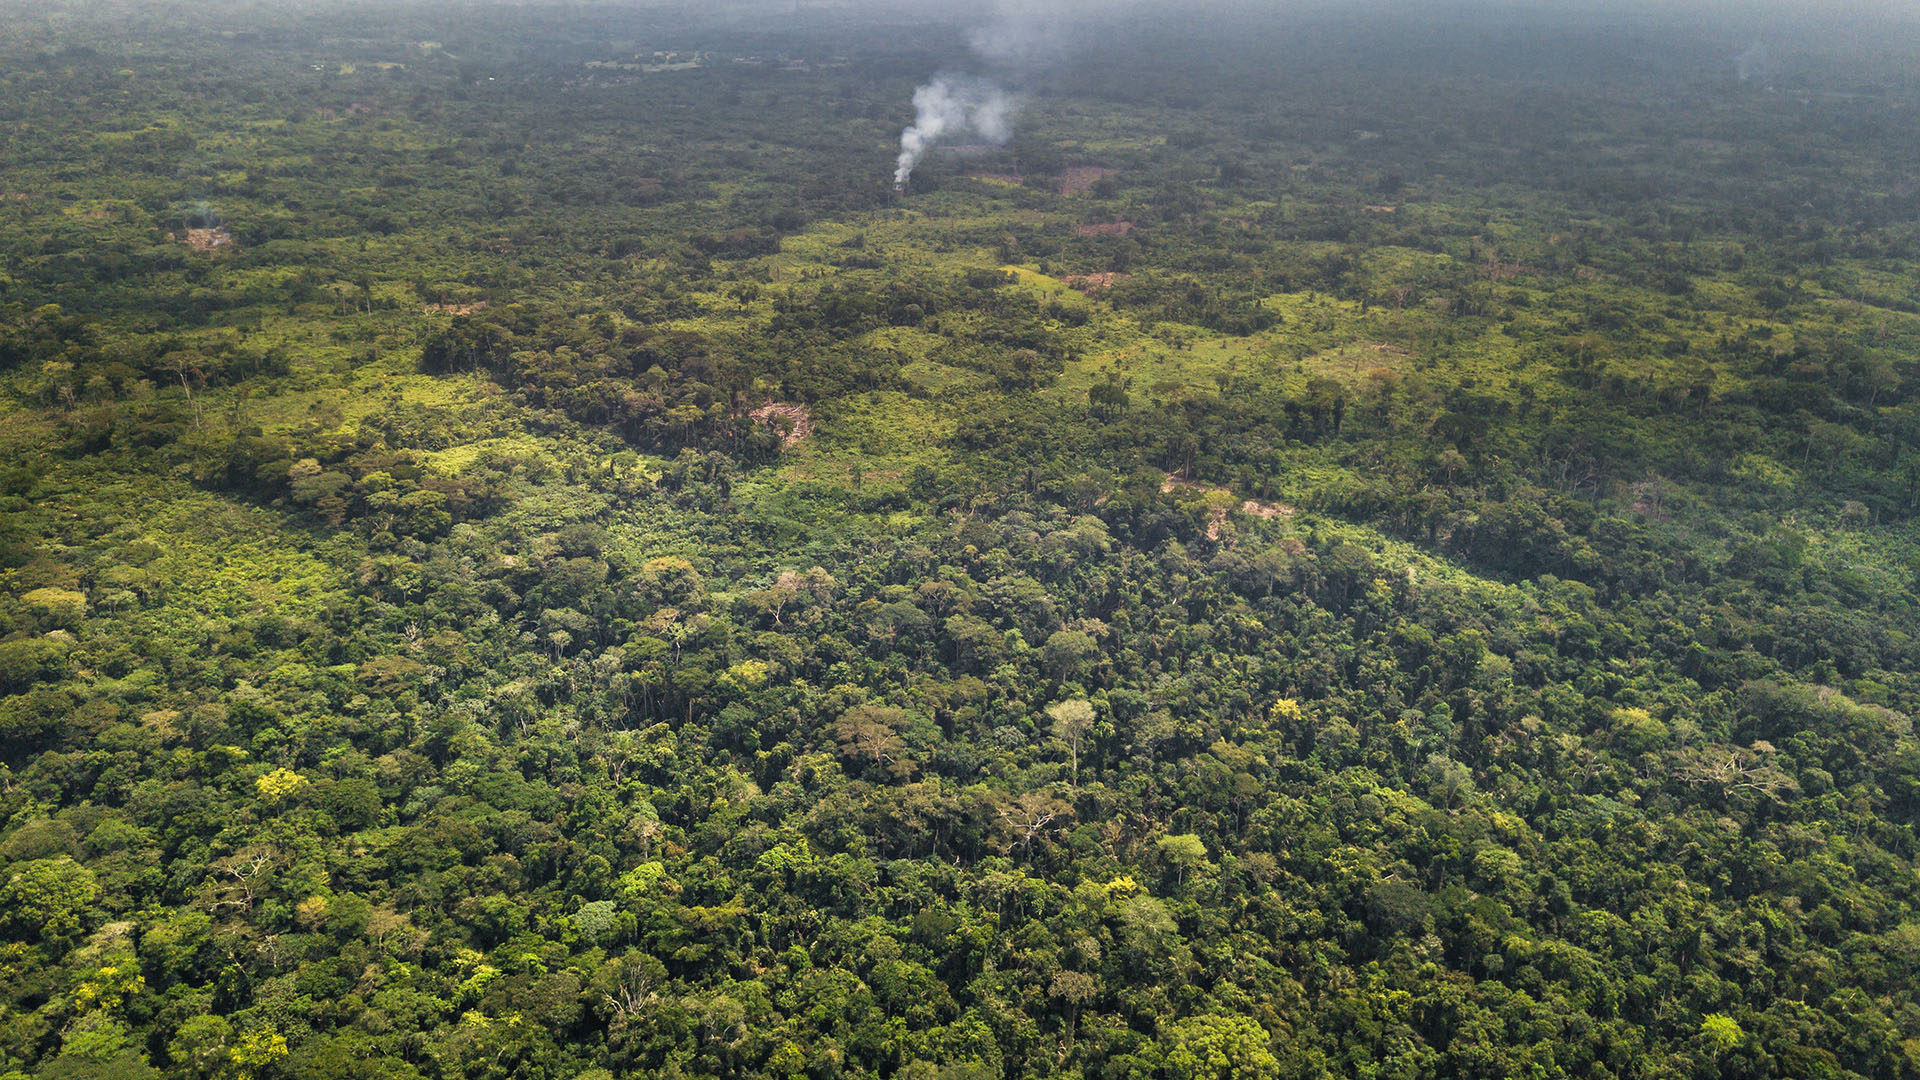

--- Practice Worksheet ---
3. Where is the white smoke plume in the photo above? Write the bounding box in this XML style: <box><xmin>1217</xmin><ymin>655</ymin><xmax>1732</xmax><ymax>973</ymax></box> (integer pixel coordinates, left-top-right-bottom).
<box><xmin>1735</xmin><ymin>42</ymin><xmax>1769</xmax><ymax>82</ymax></box>
<box><xmin>967</xmin><ymin>0</ymin><xmax>1154</xmax><ymax>69</ymax></box>
<box><xmin>895</xmin><ymin>75</ymin><xmax>1019</xmax><ymax>188</ymax></box>
<box><xmin>966</xmin><ymin>3</ymin><xmax>1078</xmax><ymax>70</ymax></box>
<box><xmin>893</xmin><ymin>0</ymin><xmax>1126</xmax><ymax>188</ymax></box>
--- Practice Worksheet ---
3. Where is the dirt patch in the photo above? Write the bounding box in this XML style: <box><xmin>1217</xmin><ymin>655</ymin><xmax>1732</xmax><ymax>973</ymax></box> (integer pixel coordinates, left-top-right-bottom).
<box><xmin>1161</xmin><ymin>474</ymin><xmax>1297</xmax><ymax>539</ymax></box>
<box><xmin>1206</xmin><ymin>506</ymin><xmax>1230</xmax><ymax>541</ymax></box>
<box><xmin>1306</xmin><ymin>342</ymin><xmax>1415</xmax><ymax>380</ymax></box>
<box><xmin>1063</xmin><ymin>272</ymin><xmax>1132</xmax><ymax>294</ymax></box>
<box><xmin>1629</xmin><ymin>480</ymin><xmax>1671</xmax><ymax>520</ymax></box>
<box><xmin>750</xmin><ymin>402</ymin><xmax>813</xmax><ymax>449</ymax></box>
<box><xmin>179</xmin><ymin>228</ymin><xmax>234</xmax><ymax>252</ymax></box>
<box><xmin>1241</xmin><ymin>499</ymin><xmax>1295</xmax><ymax>518</ymax></box>
<box><xmin>1060</xmin><ymin>167</ymin><xmax>1117</xmax><ymax>195</ymax></box>
<box><xmin>1210</xmin><ymin>499</ymin><xmax>1297</xmax><ymax>539</ymax></box>
<box><xmin>1074</xmin><ymin>221</ymin><xmax>1134</xmax><ymax>237</ymax></box>
<box><xmin>1364</xmin><ymin>204</ymin><xmax>1398</xmax><ymax>214</ymax></box>
<box><xmin>424</xmin><ymin>302</ymin><xmax>489</xmax><ymax>316</ymax></box>
<box><xmin>1478</xmin><ymin>260</ymin><xmax>1538</xmax><ymax>281</ymax></box>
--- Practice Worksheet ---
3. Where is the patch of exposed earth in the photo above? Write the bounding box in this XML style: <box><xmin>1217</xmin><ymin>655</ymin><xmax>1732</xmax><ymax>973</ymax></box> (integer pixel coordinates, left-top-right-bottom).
<box><xmin>751</xmin><ymin>402</ymin><xmax>814</xmax><ymax>448</ymax></box>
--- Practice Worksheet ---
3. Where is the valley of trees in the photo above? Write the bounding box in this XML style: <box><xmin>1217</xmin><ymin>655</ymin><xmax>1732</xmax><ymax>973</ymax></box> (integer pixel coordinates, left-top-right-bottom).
<box><xmin>4</xmin><ymin>1</ymin><xmax>1920</xmax><ymax>1077</ymax></box>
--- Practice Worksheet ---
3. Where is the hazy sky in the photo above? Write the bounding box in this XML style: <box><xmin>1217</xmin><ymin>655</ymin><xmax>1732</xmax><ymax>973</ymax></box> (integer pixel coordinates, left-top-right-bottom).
<box><xmin>3</xmin><ymin>0</ymin><xmax>1914</xmax><ymax>19</ymax></box>
<box><xmin>1</xmin><ymin>0</ymin><xmax>1913</xmax><ymax>61</ymax></box>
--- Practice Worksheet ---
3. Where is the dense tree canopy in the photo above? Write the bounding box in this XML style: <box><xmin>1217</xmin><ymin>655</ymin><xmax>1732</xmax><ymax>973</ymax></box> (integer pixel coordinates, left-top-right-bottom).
<box><xmin>3</xmin><ymin>1</ymin><xmax>1920</xmax><ymax>1078</ymax></box>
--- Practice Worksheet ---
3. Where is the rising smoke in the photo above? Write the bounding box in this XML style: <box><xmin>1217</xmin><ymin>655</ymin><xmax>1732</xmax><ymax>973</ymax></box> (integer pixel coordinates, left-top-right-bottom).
<box><xmin>895</xmin><ymin>75</ymin><xmax>1019</xmax><ymax>188</ymax></box>
<box><xmin>893</xmin><ymin>0</ymin><xmax>1120</xmax><ymax>189</ymax></box>
<box><xmin>964</xmin><ymin>0</ymin><xmax>1089</xmax><ymax>70</ymax></box>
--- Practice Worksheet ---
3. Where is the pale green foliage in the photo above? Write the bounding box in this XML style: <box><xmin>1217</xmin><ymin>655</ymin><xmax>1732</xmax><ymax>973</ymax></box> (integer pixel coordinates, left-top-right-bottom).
<box><xmin>1700</xmin><ymin>1013</ymin><xmax>1744</xmax><ymax>1051</ymax></box>
<box><xmin>1047</xmin><ymin>697</ymin><xmax>1096</xmax><ymax>783</ymax></box>
<box><xmin>1610</xmin><ymin>706</ymin><xmax>1670</xmax><ymax>753</ymax></box>
<box><xmin>254</xmin><ymin>767</ymin><xmax>307</xmax><ymax>802</ymax></box>
<box><xmin>1046</xmin><ymin>698</ymin><xmax>1095</xmax><ymax>730</ymax></box>
<box><xmin>1159</xmin><ymin>1014</ymin><xmax>1280</xmax><ymax>1080</ymax></box>
<box><xmin>572</xmin><ymin>900</ymin><xmax>620</xmax><ymax>944</ymax></box>
<box><xmin>20</xmin><ymin>587</ymin><xmax>87</xmax><ymax>629</ymax></box>
<box><xmin>1</xmin><ymin>857</ymin><xmax>98</xmax><ymax>943</ymax></box>
<box><xmin>1156</xmin><ymin>833</ymin><xmax>1212</xmax><ymax>885</ymax></box>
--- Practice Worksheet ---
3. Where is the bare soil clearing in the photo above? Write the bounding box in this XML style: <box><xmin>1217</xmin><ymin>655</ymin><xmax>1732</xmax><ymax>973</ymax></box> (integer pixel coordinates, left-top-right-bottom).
<box><xmin>1479</xmin><ymin>260</ymin><xmax>1540</xmax><ymax>281</ymax></box>
<box><xmin>1063</xmin><ymin>272</ymin><xmax>1131</xmax><ymax>293</ymax></box>
<box><xmin>751</xmin><ymin>402</ymin><xmax>814</xmax><ymax>448</ymax></box>
<box><xmin>1161</xmin><ymin>475</ymin><xmax>1296</xmax><ymax>538</ymax></box>
<box><xmin>1060</xmin><ymin>167</ymin><xmax>1117</xmax><ymax>194</ymax></box>
<box><xmin>180</xmin><ymin>228</ymin><xmax>234</xmax><ymax>252</ymax></box>
<box><xmin>1241</xmin><ymin>499</ymin><xmax>1295</xmax><ymax>518</ymax></box>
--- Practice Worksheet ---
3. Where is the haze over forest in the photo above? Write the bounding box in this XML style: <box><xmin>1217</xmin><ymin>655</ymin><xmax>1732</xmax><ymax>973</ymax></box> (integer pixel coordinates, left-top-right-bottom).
<box><xmin>3</xmin><ymin>1</ymin><xmax>1920</xmax><ymax>1078</ymax></box>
